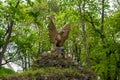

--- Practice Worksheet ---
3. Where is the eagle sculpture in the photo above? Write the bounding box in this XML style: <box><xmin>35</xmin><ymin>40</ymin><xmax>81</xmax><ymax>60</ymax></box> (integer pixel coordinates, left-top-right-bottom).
<box><xmin>47</xmin><ymin>17</ymin><xmax>70</xmax><ymax>49</ymax></box>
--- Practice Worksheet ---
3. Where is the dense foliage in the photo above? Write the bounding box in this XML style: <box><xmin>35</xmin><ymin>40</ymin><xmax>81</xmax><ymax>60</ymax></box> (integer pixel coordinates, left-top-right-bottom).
<box><xmin>0</xmin><ymin>0</ymin><xmax>120</xmax><ymax>80</ymax></box>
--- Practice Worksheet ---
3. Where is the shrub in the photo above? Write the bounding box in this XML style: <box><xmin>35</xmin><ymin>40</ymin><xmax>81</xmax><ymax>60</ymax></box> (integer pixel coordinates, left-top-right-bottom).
<box><xmin>0</xmin><ymin>67</ymin><xmax>15</xmax><ymax>78</ymax></box>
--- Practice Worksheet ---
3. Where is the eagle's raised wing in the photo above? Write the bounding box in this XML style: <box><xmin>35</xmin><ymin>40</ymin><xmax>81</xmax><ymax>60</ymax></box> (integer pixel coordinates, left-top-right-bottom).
<box><xmin>59</xmin><ymin>23</ymin><xmax>70</xmax><ymax>46</ymax></box>
<box><xmin>47</xmin><ymin>17</ymin><xmax>58</xmax><ymax>44</ymax></box>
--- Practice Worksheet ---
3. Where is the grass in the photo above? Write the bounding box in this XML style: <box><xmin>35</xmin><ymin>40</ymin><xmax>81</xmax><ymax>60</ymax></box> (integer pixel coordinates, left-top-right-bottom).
<box><xmin>0</xmin><ymin>67</ymin><xmax>16</xmax><ymax>78</ymax></box>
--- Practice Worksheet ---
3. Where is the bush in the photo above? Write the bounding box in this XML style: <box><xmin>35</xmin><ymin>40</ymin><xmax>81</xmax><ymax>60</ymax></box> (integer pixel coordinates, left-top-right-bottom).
<box><xmin>0</xmin><ymin>67</ymin><xmax>16</xmax><ymax>78</ymax></box>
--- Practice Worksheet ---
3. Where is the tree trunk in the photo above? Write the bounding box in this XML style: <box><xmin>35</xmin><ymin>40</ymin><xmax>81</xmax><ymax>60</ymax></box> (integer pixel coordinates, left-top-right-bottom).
<box><xmin>101</xmin><ymin>0</ymin><xmax>105</xmax><ymax>43</ymax></box>
<box><xmin>0</xmin><ymin>21</ymin><xmax>13</xmax><ymax>67</ymax></box>
<box><xmin>24</xmin><ymin>55</ymin><xmax>27</xmax><ymax>70</ymax></box>
<box><xmin>78</xmin><ymin>0</ymin><xmax>90</xmax><ymax>68</ymax></box>
<box><xmin>0</xmin><ymin>54</ymin><xmax>3</xmax><ymax>67</ymax></box>
<box><xmin>28</xmin><ymin>53</ymin><xmax>31</xmax><ymax>68</ymax></box>
<box><xmin>0</xmin><ymin>0</ymin><xmax>20</xmax><ymax>67</ymax></box>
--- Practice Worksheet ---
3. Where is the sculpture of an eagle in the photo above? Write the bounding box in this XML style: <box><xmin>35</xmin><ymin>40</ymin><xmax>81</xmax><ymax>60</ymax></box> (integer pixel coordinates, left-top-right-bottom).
<box><xmin>47</xmin><ymin>17</ymin><xmax>70</xmax><ymax>49</ymax></box>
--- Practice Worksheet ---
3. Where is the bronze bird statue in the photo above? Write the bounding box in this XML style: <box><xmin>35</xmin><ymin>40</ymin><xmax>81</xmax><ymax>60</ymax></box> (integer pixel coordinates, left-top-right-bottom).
<box><xmin>47</xmin><ymin>16</ymin><xmax>70</xmax><ymax>50</ymax></box>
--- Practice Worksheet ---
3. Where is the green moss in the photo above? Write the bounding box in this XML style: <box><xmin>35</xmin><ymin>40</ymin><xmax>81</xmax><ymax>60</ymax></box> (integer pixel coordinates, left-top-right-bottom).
<box><xmin>1</xmin><ymin>67</ymin><xmax>90</xmax><ymax>80</ymax></box>
<box><xmin>21</xmin><ymin>67</ymin><xmax>82</xmax><ymax>76</ymax></box>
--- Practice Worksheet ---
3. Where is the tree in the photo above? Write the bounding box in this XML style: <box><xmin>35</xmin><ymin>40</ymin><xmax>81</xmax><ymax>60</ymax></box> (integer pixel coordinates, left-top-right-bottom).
<box><xmin>78</xmin><ymin>0</ymin><xmax>90</xmax><ymax>68</ymax></box>
<box><xmin>0</xmin><ymin>0</ymin><xmax>20</xmax><ymax>67</ymax></box>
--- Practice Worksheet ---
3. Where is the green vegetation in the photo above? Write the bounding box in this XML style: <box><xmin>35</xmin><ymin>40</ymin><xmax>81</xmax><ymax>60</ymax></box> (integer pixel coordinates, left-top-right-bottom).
<box><xmin>0</xmin><ymin>0</ymin><xmax>120</xmax><ymax>80</ymax></box>
<box><xmin>0</xmin><ymin>67</ymin><xmax>15</xmax><ymax>78</ymax></box>
<box><xmin>1</xmin><ymin>67</ymin><xmax>96</xmax><ymax>80</ymax></box>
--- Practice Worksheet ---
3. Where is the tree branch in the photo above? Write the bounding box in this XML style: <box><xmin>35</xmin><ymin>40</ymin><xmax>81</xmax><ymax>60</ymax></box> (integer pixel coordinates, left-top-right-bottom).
<box><xmin>86</xmin><ymin>12</ymin><xmax>96</xmax><ymax>30</ymax></box>
<box><xmin>0</xmin><ymin>21</ymin><xmax>13</xmax><ymax>54</ymax></box>
<box><xmin>15</xmin><ymin>0</ymin><xmax>20</xmax><ymax>8</ymax></box>
<box><xmin>0</xmin><ymin>0</ymin><xmax>20</xmax><ymax>54</ymax></box>
<box><xmin>1</xmin><ymin>58</ymin><xmax>12</xmax><ymax>65</ymax></box>
<box><xmin>1</xmin><ymin>50</ymin><xmax>19</xmax><ymax>65</ymax></box>
<box><xmin>85</xmin><ymin>12</ymin><xmax>101</xmax><ymax>35</ymax></box>
<box><xmin>0</xmin><ymin>0</ymin><xmax>20</xmax><ymax>66</ymax></box>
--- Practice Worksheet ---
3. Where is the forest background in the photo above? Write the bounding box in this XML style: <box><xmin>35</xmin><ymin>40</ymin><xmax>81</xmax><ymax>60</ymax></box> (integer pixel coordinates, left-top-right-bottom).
<box><xmin>0</xmin><ymin>0</ymin><xmax>120</xmax><ymax>80</ymax></box>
